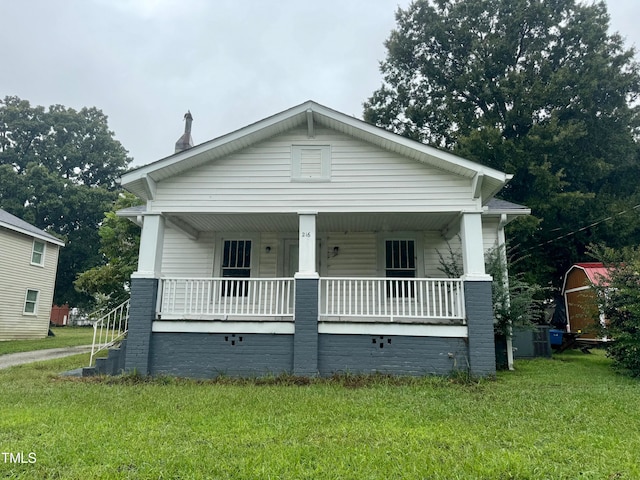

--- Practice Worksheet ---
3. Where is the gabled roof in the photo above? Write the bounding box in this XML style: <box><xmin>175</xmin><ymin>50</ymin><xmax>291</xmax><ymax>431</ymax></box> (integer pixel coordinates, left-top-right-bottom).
<box><xmin>120</xmin><ymin>100</ymin><xmax>513</xmax><ymax>202</ymax></box>
<box><xmin>564</xmin><ymin>262</ymin><xmax>610</xmax><ymax>290</ymax></box>
<box><xmin>0</xmin><ymin>208</ymin><xmax>65</xmax><ymax>246</ymax></box>
<box><xmin>573</xmin><ymin>263</ymin><xmax>611</xmax><ymax>286</ymax></box>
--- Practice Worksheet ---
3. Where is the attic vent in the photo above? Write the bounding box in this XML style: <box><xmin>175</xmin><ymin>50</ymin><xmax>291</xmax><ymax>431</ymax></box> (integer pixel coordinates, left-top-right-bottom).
<box><xmin>291</xmin><ymin>145</ymin><xmax>331</xmax><ymax>181</ymax></box>
<box><xmin>300</xmin><ymin>148</ymin><xmax>322</xmax><ymax>177</ymax></box>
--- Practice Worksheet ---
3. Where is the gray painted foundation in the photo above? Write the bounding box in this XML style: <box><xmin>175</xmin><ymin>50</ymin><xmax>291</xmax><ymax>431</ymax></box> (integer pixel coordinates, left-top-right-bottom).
<box><xmin>149</xmin><ymin>332</ymin><xmax>293</xmax><ymax>378</ymax></box>
<box><xmin>293</xmin><ymin>278</ymin><xmax>319</xmax><ymax>376</ymax></box>
<box><xmin>123</xmin><ymin>277</ymin><xmax>497</xmax><ymax>378</ymax></box>
<box><xmin>144</xmin><ymin>331</ymin><xmax>466</xmax><ymax>378</ymax></box>
<box><xmin>464</xmin><ymin>280</ymin><xmax>496</xmax><ymax>377</ymax></box>
<box><xmin>124</xmin><ymin>277</ymin><xmax>158</xmax><ymax>375</ymax></box>
<box><xmin>318</xmin><ymin>334</ymin><xmax>467</xmax><ymax>376</ymax></box>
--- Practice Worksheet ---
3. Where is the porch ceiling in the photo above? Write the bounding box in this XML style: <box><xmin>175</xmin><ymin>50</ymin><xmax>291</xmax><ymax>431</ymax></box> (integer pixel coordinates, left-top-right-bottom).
<box><xmin>167</xmin><ymin>212</ymin><xmax>458</xmax><ymax>234</ymax></box>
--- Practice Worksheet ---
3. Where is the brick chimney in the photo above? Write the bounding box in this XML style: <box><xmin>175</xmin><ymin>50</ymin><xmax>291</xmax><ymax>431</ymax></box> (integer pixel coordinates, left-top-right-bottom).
<box><xmin>174</xmin><ymin>111</ymin><xmax>193</xmax><ymax>153</ymax></box>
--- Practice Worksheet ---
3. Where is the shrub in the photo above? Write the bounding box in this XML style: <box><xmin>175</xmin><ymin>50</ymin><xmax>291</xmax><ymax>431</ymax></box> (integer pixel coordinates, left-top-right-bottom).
<box><xmin>437</xmin><ymin>241</ymin><xmax>545</xmax><ymax>337</ymax></box>
<box><xmin>485</xmin><ymin>246</ymin><xmax>546</xmax><ymax>337</ymax></box>
<box><xmin>590</xmin><ymin>245</ymin><xmax>640</xmax><ymax>376</ymax></box>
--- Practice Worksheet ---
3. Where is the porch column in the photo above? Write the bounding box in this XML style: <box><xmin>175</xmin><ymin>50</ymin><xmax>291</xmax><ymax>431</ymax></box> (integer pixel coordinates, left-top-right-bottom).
<box><xmin>293</xmin><ymin>212</ymin><xmax>319</xmax><ymax>376</ymax></box>
<box><xmin>460</xmin><ymin>212</ymin><xmax>488</xmax><ymax>280</ymax></box>
<box><xmin>460</xmin><ymin>212</ymin><xmax>496</xmax><ymax>377</ymax></box>
<box><xmin>135</xmin><ymin>214</ymin><xmax>165</xmax><ymax>278</ymax></box>
<box><xmin>125</xmin><ymin>214</ymin><xmax>165</xmax><ymax>375</ymax></box>
<box><xmin>296</xmin><ymin>211</ymin><xmax>318</xmax><ymax>279</ymax></box>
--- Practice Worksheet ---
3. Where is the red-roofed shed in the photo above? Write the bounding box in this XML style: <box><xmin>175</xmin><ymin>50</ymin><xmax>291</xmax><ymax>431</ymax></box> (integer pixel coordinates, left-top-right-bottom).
<box><xmin>562</xmin><ymin>263</ymin><xmax>610</xmax><ymax>338</ymax></box>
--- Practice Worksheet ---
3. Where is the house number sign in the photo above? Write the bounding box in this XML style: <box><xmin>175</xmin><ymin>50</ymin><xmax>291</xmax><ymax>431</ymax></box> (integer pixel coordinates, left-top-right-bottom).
<box><xmin>301</xmin><ymin>232</ymin><xmax>312</xmax><ymax>238</ymax></box>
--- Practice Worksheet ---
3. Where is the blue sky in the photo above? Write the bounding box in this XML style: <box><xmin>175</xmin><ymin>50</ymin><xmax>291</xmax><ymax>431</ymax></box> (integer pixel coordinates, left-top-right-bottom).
<box><xmin>1</xmin><ymin>0</ymin><xmax>638</xmax><ymax>166</ymax></box>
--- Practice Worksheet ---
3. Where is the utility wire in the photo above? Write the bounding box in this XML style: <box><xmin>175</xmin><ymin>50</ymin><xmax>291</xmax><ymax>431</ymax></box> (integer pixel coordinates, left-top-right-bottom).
<box><xmin>516</xmin><ymin>203</ymin><xmax>640</xmax><ymax>256</ymax></box>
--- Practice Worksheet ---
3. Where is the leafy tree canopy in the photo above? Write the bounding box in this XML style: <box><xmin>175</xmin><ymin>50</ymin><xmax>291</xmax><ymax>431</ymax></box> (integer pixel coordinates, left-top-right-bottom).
<box><xmin>0</xmin><ymin>96</ymin><xmax>132</xmax><ymax>307</ymax></box>
<box><xmin>364</xmin><ymin>0</ymin><xmax>640</xmax><ymax>289</ymax></box>
<box><xmin>75</xmin><ymin>192</ymin><xmax>143</xmax><ymax>310</ymax></box>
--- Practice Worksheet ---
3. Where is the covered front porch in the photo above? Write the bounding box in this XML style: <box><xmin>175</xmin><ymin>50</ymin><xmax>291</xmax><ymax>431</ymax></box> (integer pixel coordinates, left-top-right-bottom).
<box><xmin>140</xmin><ymin>209</ymin><xmax>486</xmax><ymax>327</ymax></box>
<box><xmin>124</xmin><ymin>208</ymin><xmax>497</xmax><ymax>377</ymax></box>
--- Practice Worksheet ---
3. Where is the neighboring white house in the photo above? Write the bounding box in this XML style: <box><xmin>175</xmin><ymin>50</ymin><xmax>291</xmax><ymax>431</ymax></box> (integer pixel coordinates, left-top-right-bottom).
<box><xmin>117</xmin><ymin>100</ymin><xmax>529</xmax><ymax>378</ymax></box>
<box><xmin>0</xmin><ymin>209</ymin><xmax>65</xmax><ymax>340</ymax></box>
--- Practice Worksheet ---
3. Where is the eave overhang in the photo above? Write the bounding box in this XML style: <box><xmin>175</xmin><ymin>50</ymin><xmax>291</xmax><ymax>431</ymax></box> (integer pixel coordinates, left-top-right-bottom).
<box><xmin>120</xmin><ymin>101</ymin><xmax>512</xmax><ymax>203</ymax></box>
<box><xmin>0</xmin><ymin>221</ymin><xmax>65</xmax><ymax>247</ymax></box>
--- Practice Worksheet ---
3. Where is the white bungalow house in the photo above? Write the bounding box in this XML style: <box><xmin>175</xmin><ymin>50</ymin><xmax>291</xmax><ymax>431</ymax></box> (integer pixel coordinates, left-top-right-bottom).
<box><xmin>117</xmin><ymin>101</ymin><xmax>529</xmax><ymax>378</ymax></box>
<box><xmin>0</xmin><ymin>208</ymin><xmax>64</xmax><ymax>340</ymax></box>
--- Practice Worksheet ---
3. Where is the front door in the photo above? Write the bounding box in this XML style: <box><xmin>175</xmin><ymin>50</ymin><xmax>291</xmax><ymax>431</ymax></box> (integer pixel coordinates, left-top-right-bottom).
<box><xmin>284</xmin><ymin>240</ymin><xmax>321</xmax><ymax>277</ymax></box>
<box><xmin>285</xmin><ymin>241</ymin><xmax>299</xmax><ymax>277</ymax></box>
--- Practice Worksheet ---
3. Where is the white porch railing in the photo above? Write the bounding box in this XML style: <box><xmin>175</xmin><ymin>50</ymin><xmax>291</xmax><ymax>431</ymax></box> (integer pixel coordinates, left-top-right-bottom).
<box><xmin>158</xmin><ymin>278</ymin><xmax>295</xmax><ymax>318</ymax></box>
<box><xmin>320</xmin><ymin>277</ymin><xmax>465</xmax><ymax>322</ymax></box>
<box><xmin>89</xmin><ymin>299</ymin><xmax>130</xmax><ymax>366</ymax></box>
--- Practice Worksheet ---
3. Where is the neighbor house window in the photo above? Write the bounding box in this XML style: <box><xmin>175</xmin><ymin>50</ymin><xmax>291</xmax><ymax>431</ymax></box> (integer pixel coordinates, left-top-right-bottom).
<box><xmin>291</xmin><ymin>145</ymin><xmax>331</xmax><ymax>181</ymax></box>
<box><xmin>31</xmin><ymin>240</ymin><xmax>45</xmax><ymax>266</ymax></box>
<box><xmin>222</xmin><ymin>240</ymin><xmax>252</xmax><ymax>296</ymax></box>
<box><xmin>24</xmin><ymin>289</ymin><xmax>39</xmax><ymax>315</ymax></box>
<box><xmin>385</xmin><ymin>240</ymin><xmax>416</xmax><ymax>297</ymax></box>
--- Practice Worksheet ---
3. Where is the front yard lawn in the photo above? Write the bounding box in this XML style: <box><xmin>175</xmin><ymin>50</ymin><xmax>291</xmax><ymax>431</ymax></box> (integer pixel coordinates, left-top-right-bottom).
<box><xmin>0</xmin><ymin>350</ymin><xmax>638</xmax><ymax>479</ymax></box>
<box><xmin>0</xmin><ymin>326</ymin><xmax>95</xmax><ymax>355</ymax></box>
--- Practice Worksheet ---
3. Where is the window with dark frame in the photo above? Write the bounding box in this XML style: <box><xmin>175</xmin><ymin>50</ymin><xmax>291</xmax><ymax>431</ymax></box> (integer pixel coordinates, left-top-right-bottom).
<box><xmin>222</xmin><ymin>240</ymin><xmax>251</xmax><ymax>296</ymax></box>
<box><xmin>385</xmin><ymin>240</ymin><xmax>416</xmax><ymax>297</ymax></box>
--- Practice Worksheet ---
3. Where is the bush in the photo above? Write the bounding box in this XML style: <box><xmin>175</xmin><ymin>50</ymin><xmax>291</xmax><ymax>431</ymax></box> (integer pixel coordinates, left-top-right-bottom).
<box><xmin>485</xmin><ymin>247</ymin><xmax>546</xmax><ymax>337</ymax></box>
<box><xmin>591</xmin><ymin>245</ymin><xmax>640</xmax><ymax>376</ymax></box>
<box><xmin>437</xmin><ymin>241</ymin><xmax>545</xmax><ymax>337</ymax></box>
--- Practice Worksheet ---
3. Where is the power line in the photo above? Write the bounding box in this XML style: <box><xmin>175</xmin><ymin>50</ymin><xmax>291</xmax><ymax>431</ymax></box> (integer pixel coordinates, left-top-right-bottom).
<box><xmin>517</xmin><ymin>203</ymin><xmax>640</xmax><ymax>255</ymax></box>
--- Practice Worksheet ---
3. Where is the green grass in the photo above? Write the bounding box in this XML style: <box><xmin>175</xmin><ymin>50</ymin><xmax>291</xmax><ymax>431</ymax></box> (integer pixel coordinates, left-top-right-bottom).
<box><xmin>0</xmin><ymin>326</ymin><xmax>95</xmax><ymax>355</ymax></box>
<box><xmin>1</xmin><ymin>350</ymin><xmax>639</xmax><ymax>479</ymax></box>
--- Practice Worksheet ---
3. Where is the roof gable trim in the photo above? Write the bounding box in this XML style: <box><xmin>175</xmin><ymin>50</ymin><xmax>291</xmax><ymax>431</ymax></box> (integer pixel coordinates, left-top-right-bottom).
<box><xmin>0</xmin><ymin>221</ymin><xmax>65</xmax><ymax>247</ymax></box>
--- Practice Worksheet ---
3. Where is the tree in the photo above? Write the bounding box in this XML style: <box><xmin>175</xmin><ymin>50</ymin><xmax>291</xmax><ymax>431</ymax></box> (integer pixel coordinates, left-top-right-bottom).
<box><xmin>75</xmin><ymin>193</ymin><xmax>142</xmax><ymax>309</ymax></box>
<box><xmin>364</xmin><ymin>0</ymin><xmax>640</xmax><ymax>290</ymax></box>
<box><xmin>590</xmin><ymin>244</ymin><xmax>640</xmax><ymax>377</ymax></box>
<box><xmin>0</xmin><ymin>96</ymin><xmax>132</xmax><ymax>307</ymax></box>
<box><xmin>0</xmin><ymin>96</ymin><xmax>129</xmax><ymax>188</ymax></box>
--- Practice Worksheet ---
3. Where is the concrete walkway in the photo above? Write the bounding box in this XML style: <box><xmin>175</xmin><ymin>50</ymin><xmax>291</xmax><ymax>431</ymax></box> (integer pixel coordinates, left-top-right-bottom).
<box><xmin>0</xmin><ymin>345</ymin><xmax>92</xmax><ymax>369</ymax></box>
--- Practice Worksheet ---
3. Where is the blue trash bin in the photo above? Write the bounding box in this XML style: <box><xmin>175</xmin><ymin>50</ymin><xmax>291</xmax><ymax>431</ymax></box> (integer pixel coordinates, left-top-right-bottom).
<box><xmin>549</xmin><ymin>329</ymin><xmax>564</xmax><ymax>346</ymax></box>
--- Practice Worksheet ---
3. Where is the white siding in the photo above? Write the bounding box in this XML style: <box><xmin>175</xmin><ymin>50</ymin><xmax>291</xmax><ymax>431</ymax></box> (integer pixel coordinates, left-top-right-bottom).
<box><xmin>0</xmin><ymin>228</ymin><xmax>59</xmax><ymax>340</ymax></box>
<box><xmin>325</xmin><ymin>232</ymin><xmax>377</xmax><ymax>277</ymax></box>
<box><xmin>423</xmin><ymin>232</ymin><xmax>462</xmax><ymax>278</ymax></box>
<box><xmin>161</xmin><ymin>229</ymin><xmax>280</xmax><ymax>278</ymax></box>
<box><xmin>151</xmin><ymin>126</ymin><xmax>475</xmax><ymax>214</ymax></box>
<box><xmin>259</xmin><ymin>232</ymin><xmax>278</xmax><ymax>277</ymax></box>
<box><xmin>482</xmin><ymin>218</ymin><xmax>501</xmax><ymax>255</ymax></box>
<box><xmin>161</xmin><ymin>228</ymin><xmax>215</xmax><ymax>277</ymax></box>
<box><xmin>159</xmin><ymin>226</ymin><xmax>498</xmax><ymax>281</ymax></box>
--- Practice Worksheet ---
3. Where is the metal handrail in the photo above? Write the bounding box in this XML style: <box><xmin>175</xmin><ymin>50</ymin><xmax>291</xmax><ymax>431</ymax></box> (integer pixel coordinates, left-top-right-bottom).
<box><xmin>89</xmin><ymin>299</ymin><xmax>130</xmax><ymax>366</ymax></box>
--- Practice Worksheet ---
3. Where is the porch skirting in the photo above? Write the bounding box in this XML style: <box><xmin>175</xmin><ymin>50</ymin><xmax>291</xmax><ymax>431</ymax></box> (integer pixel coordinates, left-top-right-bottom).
<box><xmin>124</xmin><ymin>278</ymin><xmax>496</xmax><ymax>378</ymax></box>
<box><xmin>145</xmin><ymin>332</ymin><xmax>469</xmax><ymax>378</ymax></box>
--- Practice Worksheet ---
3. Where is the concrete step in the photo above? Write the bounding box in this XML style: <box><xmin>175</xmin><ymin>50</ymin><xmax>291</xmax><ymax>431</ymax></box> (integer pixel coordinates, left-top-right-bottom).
<box><xmin>92</xmin><ymin>340</ymin><xmax>128</xmax><ymax>376</ymax></box>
